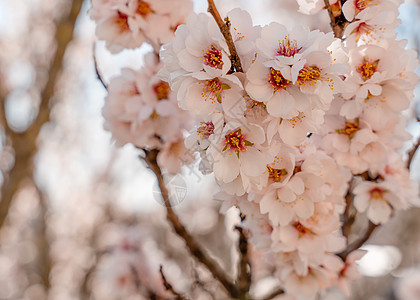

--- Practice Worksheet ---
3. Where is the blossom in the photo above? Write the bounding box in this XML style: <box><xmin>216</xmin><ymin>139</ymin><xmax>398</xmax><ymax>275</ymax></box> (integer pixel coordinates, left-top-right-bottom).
<box><xmin>353</xmin><ymin>180</ymin><xmax>408</xmax><ymax>224</ymax></box>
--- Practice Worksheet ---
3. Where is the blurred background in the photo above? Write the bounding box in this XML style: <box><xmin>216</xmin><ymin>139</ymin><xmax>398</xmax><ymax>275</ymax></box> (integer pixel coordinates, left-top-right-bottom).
<box><xmin>0</xmin><ymin>0</ymin><xmax>419</xmax><ymax>299</ymax></box>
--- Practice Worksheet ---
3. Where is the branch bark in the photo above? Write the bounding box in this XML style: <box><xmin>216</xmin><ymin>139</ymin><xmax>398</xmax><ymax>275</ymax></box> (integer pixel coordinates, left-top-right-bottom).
<box><xmin>407</xmin><ymin>137</ymin><xmax>420</xmax><ymax>169</ymax></box>
<box><xmin>323</xmin><ymin>0</ymin><xmax>348</xmax><ymax>38</ymax></box>
<box><xmin>339</xmin><ymin>221</ymin><xmax>378</xmax><ymax>260</ymax></box>
<box><xmin>143</xmin><ymin>149</ymin><xmax>239</xmax><ymax>298</ymax></box>
<box><xmin>235</xmin><ymin>226</ymin><xmax>251</xmax><ymax>299</ymax></box>
<box><xmin>0</xmin><ymin>0</ymin><xmax>84</xmax><ymax>229</ymax></box>
<box><xmin>207</xmin><ymin>0</ymin><xmax>243</xmax><ymax>73</ymax></box>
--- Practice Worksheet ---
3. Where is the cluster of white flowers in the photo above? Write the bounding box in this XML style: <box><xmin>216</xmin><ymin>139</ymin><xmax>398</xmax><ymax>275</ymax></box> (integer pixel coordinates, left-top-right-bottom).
<box><xmin>311</xmin><ymin>0</ymin><xmax>420</xmax><ymax>226</ymax></box>
<box><xmin>102</xmin><ymin>52</ymin><xmax>193</xmax><ymax>173</ymax></box>
<box><xmin>90</xmin><ymin>0</ymin><xmax>193</xmax><ymax>53</ymax></box>
<box><xmin>91</xmin><ymin>0</ymin><xmax>419</xmax><ymax>298</ymax></box>
<box><xmin>159</xmin><ymin>2</ymin><xmax>419</xmax><ymax>299</ymax></box>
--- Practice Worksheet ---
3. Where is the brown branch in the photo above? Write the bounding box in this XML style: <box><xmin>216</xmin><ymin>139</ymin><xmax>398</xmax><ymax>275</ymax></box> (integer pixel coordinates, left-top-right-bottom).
<box><xmin>341</xmin><ymin>191</ymin><xmax>356</xmax><ymax>239</ymax></box>
<box><xmin>407</xmin><ymin>137</ymin><xmax>420</xmax><ymax>169</ymax></box>
<box><xmin>0</xmin><ymin>0</ymin><xmax>84</xmax><ymax>230</ymax></box>
<box><xmin>159</xmin><ymin>266</ymin><xmax>188</xmax><ymax>300</ymax></box>
<box><xmin>235</xmin><ymin>226</ymin><xmax>251</xmax><ymax>299</ymax></box>
<box><xmin>143</xmin><ymin>149</ymin><xmax>239</xmax><ymax>298</ymax></box>
<box><xmin>260</xmin><ymin>287</ymin><xmax>284</xmax><ymax>300</ymax></box>
<box><xmin>207</xmin><ymin>0</ymin><xmax>243</xmax><ymax>73</ymax></box>
<box><xmin>323</xmin><ymin>0</ymin><xmax>348</xmax><ymax>39</ymax></box>
<box><xmin>338</xmin><ymin>221</ymin><xmax>378</xmax><ymax>260</ymax></box>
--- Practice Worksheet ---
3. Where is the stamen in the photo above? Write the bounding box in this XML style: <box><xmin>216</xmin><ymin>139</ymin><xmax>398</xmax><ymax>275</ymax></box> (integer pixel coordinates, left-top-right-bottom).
<box><xmin>297</xmin><ymin>66</ymin><xmax>321</xmax><ymax>86</ymax></box>
<box><xmin>137</xmin><ymin>0</ymin><xmax>153</xmax><ymax>17</ymax></box>
<box><xmin>336</xmin><ymin>118</ymin><xmax>360</xmax><ymax>139</ymax></box>
<box><xmin>202</xmin><ymin>46</ymin><xmax>224</xmax><ymax>69</ymax></box>
<box><xmin>197</xmin><ymin>122</ymin><xmax>215</xmax><ymax>139</ymax></box>
<box><xmin>268</xmin><ymin>67</ymin><xmax>291</xmax><ymax>92</ymax></box>
<box><xmin>357</xmin><ymin>57</ymin><xmax>379</xmax><ymax>81</ymax></box>
<box><xmin>153</xmin><ymin>81</ymin><xmax>170</xmax><ymax>100</ymax></box>
<box><xmin>277</xmin><ymin>38</ymin><xmax>301</xmax><ymax>57</ymax></box>
<box><xmin>267</xmin><ymin>165</ymin><xmax>288</xmax><ymax>182</ymax></box>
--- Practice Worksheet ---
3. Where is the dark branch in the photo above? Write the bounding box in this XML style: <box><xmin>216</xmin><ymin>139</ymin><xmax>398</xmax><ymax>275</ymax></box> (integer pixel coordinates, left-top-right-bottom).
<box><xmin>407</xmin><ymin>137</ymin><xmax>420</xmax><ymax>169</ymax></box>
<box><xmin>143</xmin><ymin>149</ymin><xmax>239</xmax><ymax>298</ymax></box>
<box><xmin>159</xmin><ymin>266</ymin><xmax>187</xmax><ymax>300</ymax></box>
<box><xmin>339</xmin><ymin>221</ymin><xmax>378</xmax><ymax>260</ymax></box>
<box><xmin>93</xmin><ymin>44</ymin><xmax>107</xmax><ymax>90</ymax></box>
<box><xmin>323</xmin><ymin>0</ymin><xmax>348</xmax><ymax>38</ymax></box>
<box><xmin>235</xmin><ymin>226</ymin><xmax>252</xmax><ymax>298</ymax></box>
<box><xmin>260</xmin><ymin>287</ymin><xmax>284</xmax><ymax>300</ymax></box>
<box><xmin>207</xmin><ymin>0</ymin><xmax>243</xmax><ymax>72</ymax></box>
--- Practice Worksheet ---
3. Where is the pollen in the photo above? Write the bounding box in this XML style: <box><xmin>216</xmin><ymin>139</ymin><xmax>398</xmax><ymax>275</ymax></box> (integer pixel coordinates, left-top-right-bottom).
<box><xmin>294</xmin><ymin>222</ymin><xmax>314</xmax><ymax>237</ymax></box>
<box><xmin>201</xmin><ymin>78</ymin><xmax>224</xmax><ymax>103</ymax></box>
<box><xmin>246</xmin><ymin>98</ymin><xmax>267</xmax><ymax>117</ymax></box>
<box><xmin>223</xmin><ymin>128</ymin><xmax>253</xmax><ymax>157</ymax></box>
<box><xmin>267</xmin><ymin>165</ymin><xmax>288</xmax><ymax>182</ymax></box>
<box><xmin>357</xmin><ymin>57</ymin><xmax>379</xmax><ymax>81</ymax></box>
<box><xmin>197</xmin><ymin>122</ymin><xmax>215</xmax><ymax>139</ymax></box>
<box><xmin>355</xmin><ymin>0</ymin><xmax>373</xmax><ymax>11</ymax></box>
<box><xmin>370</xmin><ymin>187</ymin><xmax>385</xmax><ymax>199</ymax></box>
<box><xmin>115</xmin><ymin>11</ymin><xmax>129</xmax><ymax>33</ymax></box>
<box><xmin>268</xmin><ymin>67</ymin><xmax>291</xmax><ymax>92</ymax></box>
<box><xmin>336</xmin><ymin>118</ymin><xmax>360</xmax><ymax>139</ymax></box>
<box><xmin>153</xmin><ymin>81</ymin><xmax>170</xmax><ymax>100</ymax></box>
<box><xmin>136</xmin><ymin>0</ymin><xmax>153</xmax><ymax>17</ymax></box>
<box><xmin>277</xmin><ymin>37</ymin><xmax>301</xmax><ymax>57</ymax></box>
<box><xmin>202</xmin><ymin>46</ymin><xmax>224</xmax><ymax>69</ymax></box>
<box><xmin>297</xmin><ymin>66</ymin><xmax>321</xmax><ymax>86</ymax></box>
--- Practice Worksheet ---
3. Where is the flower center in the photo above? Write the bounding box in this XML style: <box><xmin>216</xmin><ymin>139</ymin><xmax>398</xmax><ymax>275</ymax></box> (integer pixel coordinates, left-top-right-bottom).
<box><xmin>223</xmin><ymin>128</ymin><xmax>253</xmax><ymax>157</ymax></box>
<box><xmin>137</xmin><ymin>0</ymin><xmax>152</xmax><ymax>17</ymax></box>
<box><xmin>336</xmin><ymin>118</ymin><xmax>360</xmax><ymax>139</ymax></box>
<box><xmin>297</xmin><ymin>66</ymin><xmax>321</xmax><ymax>86</ymax></box>
<box><xmin>115</xmin><ymin>11</ymin><xmax>129</xmax><ymax>33</ymax></box>
<box><xmin>370</xmin><ymin>187</ymin><xmax>385</xmax><ymax>199</ymax></box>
<box><xmin>355</xmin><ymin>0</ymin><xmax>372</xmax><ymax>11</ymax></box>
<box><xmin>202</xmin><ymin>46</ymin><xmax>224</xmax><ymax>69</ymax></box>
<box><xmin>153</xmin><ymin>81</ymin><xmax>170</xmax><ymax>100</ymax></box>
<box><xmin>277</xmin><ymin>38</ymin><xmax>301</xmax><ymax>57</ymax></box>
<box><xmin>294</xmin><ymin>222</ymin><xmax>314</xmax><ymax>237</ymax></box>
<box><xmin>267</xmin><ymin>165</ymin><xmax>288</xmax><ymax>182</ymax></box>
<box><xmin>197</xmin><ymin>122</ymin><xmax>215</xmax><ymax>139</ymax></box>
<box><xmin>201</xmin><ymin>78</ymin><xmax>225</xmax><ymax>103</ymax></box>
<box><xmin>357</xmin><ymin>57</ymin><xmax>379</xmax><ymax>81</ymax></box>
<box><xmin>268</xmin><ymin>67</ymin><xmax>291</xmax><ymax>92</ymax></box>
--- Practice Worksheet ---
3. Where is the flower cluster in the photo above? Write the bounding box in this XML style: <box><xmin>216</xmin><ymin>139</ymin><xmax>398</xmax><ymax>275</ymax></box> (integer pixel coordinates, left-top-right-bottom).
<box><xmin>97</xmin><ymin>0</ymin><xmax>194</xmax><ymax>173</ymax></box>
<box><xmin>159</xmin><ymin>8</ymin><xmax>364</xmax><ymax>298</ymax></box>
<box><xmin>90</xmin><ymin>0</ymin><xmax>192</xmax><ymax>53</ymax></box>
<box><xmin>311</xmin><ymin>0</ymin><xmax>419</xmax><ymax>225</ymax></box>
<box><xmin>160</xmin><ymin>2</ymin><xmax>419</xmax><ymax>299</ymax></box>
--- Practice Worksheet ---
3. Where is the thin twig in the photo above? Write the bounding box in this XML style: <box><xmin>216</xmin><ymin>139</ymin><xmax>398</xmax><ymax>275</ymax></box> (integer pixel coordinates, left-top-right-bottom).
<box><xmin>207</xmin><ymin>0</ymin><xmax>243</xmax><ymax>73</ymax></box>
<box><xmin>235</xmin><ymin>226</ymin><xmax>251</xmax><ymax>299</ymax></box>
<box><xmin>159</xmin><ymin>266</ymin><xmax>187</xmax><ymax>300</ymax></box>
<box><xmin>93</xmin><ymin>44</ymin><xmax>107</xmax><ymax>90</ymax></box>
<box><xmin>338</xmin><ymin>221</ymin><xmax>378</xmax><ymax>260</ymax></box>
<box><xmin>143</xmin><ymin>149</ymin><xmax>239</xmax><ymax>298</ymax></box>
<box><xmin>323</xmin><ymin>0</ymin><xmax>348</xmax><ymax>38</ymax></box>
<box><xmin>260</xmin><ymin>287</ymin><xmax>284</xmax><ymax>300</ymax></box>
<box><xmin>0</xmin><ymin>0</ymin><xmax>84</xmax><ymax>230</ymax></box>
<box><xmin>407</xmin><ymin>137</ymin><xmax>420</xmax><ymax>169</ymax></box>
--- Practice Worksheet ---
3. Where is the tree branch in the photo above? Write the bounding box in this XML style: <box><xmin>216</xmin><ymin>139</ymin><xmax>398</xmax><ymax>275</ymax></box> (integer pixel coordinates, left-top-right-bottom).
<box><xmin>341</xmin><ymin>191</ymin><xmax>356</xmax><ymax>239</ymax></box>
<box><xmin>143</xmin><ymin>149</ymin><xmax>239</xmax><ymax>298</ymax></box>
<box><xmin>338</xmin><ymin>221</ymin><xmax>378</xmax><ymax>260</ymax></box>
<box><xmin>260</xmin><ymin>287</ymin><xmax>284</xmax><ymax>300</ymax></box>
<box><xmin>235</xmin><ymin>226</ymin><xmax>251</xmax><ymax>299</ymax></box>
<box><xmin>323</xmin><ymin>0</ymin><xmax>348</xmax><ymax>38</ymax></box>
<box><xmin>159</xmin><ymin>266</ymin><xmax>188</xmax><ymax>300</ymax></box>
<box><xmin>407</xmin><ymin>137</ymin><xmax>420</xmax><ymax>169</ymax></box>
<box><xmin>0</xmin><ymin>0</ymin><xmax>84</xmax><ymax>230</ymax></box>
<box><xmin>207</xmin><ymin>0</ymin><xmax>243</xmax><ymax>73</ymax></box>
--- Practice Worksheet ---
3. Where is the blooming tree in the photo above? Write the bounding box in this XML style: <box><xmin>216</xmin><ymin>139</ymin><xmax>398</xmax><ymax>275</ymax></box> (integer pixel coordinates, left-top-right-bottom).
<box><xmin>90</xmin><ymin>0</ymin><xmax>420</xmax><ymax>299</ymax></box>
